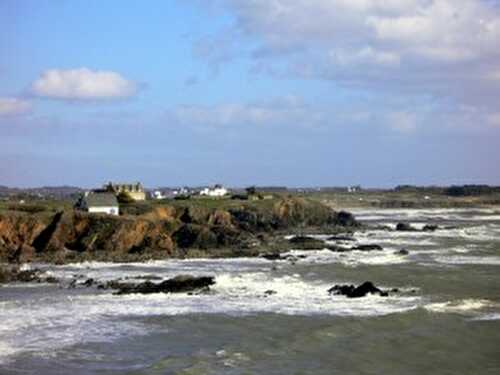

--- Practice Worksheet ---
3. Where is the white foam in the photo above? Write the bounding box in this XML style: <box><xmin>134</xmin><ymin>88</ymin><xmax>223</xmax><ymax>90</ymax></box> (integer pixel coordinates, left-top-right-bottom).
<box><xmin>472</xmin><ymin>313</ymin><xmax>500</xmax><ymax>321</ymax></box>
<box><xmin>0</xmin><ymin>270</ymin><xmax>421</xmax><ymax>363</ymax></box>
<box><xmin>352</xmin><ymin>208</ymin><xmax>500</xmax><ymax>223</ymax></box>
<box><xmin>283</xmin><ymin>249</ymin><xmax>410</xmax><ymax>267</ymax></box>
<box><xmin>424</xmin><ymin>299</ymin><xmax>493</xmax><ymax>314</ymax></box>
<box><xmin>433</xmin><ymin>255</ymin><xmax>500</xmax><ymax>266</ymax></box>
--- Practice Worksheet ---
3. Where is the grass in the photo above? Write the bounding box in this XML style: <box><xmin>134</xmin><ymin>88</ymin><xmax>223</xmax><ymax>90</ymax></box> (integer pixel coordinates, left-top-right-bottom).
<box><xmin>304</xmin><ymin>191</ymin><xmax>500</xmax><ymax>209</ymax></box>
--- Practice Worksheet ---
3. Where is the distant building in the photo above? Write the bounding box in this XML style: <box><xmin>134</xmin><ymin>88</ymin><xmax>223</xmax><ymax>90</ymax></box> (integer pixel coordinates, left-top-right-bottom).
<box><xmin>76</xmin><ymin>192</ymin><xmax>119</xmax><ymax>216</ymax></box>
<box><xmin>151</xmin><ymin>190</ymin><xmax>166</xmax><ymax>200</ymax></box>
<box><xmin>104</xmin><ymin>182</ymin><xmax>146</xmax><ymax>201</ymax></box>
<box><xmin>199</xmin><ymin>184</ymin><xmax>229</xmax><ymax>197</ymax></box>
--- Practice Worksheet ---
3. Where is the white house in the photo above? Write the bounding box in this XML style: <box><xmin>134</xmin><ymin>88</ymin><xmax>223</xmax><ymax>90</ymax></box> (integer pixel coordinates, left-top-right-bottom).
<box><xmin>76</xmin><ymin>192</ymin><xmax>119</xmax><ymax>216</ymax></box>
<box><xmin>152</xmin><ymin>190</ymin><xmax>166</xmax><ymax>200</ymax></box>
<box><xmin>199</xmin><ymin>184</ymin><xmax>229</xmax><ymax>197</ymax></box>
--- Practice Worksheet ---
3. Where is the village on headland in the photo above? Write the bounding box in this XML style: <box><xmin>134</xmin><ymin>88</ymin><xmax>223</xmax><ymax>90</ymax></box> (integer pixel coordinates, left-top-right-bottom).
<box><xmin>1</xmin><ymin>183</ymin><xmax>500</xmax><ymax>215</ymax></box>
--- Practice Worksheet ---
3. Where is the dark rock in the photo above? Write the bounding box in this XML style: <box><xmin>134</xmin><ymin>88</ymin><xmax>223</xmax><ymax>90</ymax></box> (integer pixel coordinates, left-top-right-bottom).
<box><xmin>82</xmin><ymin>278</ymin><xmax>95</xmax><ymax>287</ymax></box>
<box><xmin>0</xmin><ymin>266</ymin><xmax>56</xmax><ymax>284</ymax></box>
<box><xmin>264</xmin><ymin>290</ymin><xmax>277</xmax><ymax>296</ymax></box>
<box><xmin>352</xmin><ymin>244</ymin><xmax>383</xmax><ymax>251</ymax></box>
<box><xmin>113</xmin><ymin>275</ymin><xmax>215</xmax><ymax>295</ymax></box>
<box><xmin>328</xmin><ymin>281</ymin><xmax>389</xmax><ymax>298</ymax></box>
<box><xmin>289</xmin><ymin>236</ymin><xmax>319</xmax><ymax>244</ymax></box>
<box><xmin>422</xmin><ymin>224</ymin><xmax>438</xmax><ymax>232</ymax></box>
<box><xmin>261</xmin><ymin>253</ymin><xmax>282</xmax><ymax>261</ymax></box>
<box><xmin>327</xmin><ymin>235</ymin><xmax>356</xmax><ymax>242</ymax></box>
<box><xmin>44</xmin><ymin>276</ymin><xmax>59</xmax><ymax>284</ymax></box>
<box><xmin>131</xmin><ymin>275</ymin><xmax>163</xmax><ymax>281</ymax></box>
<box><xmin>15</xmin><ymin>269</ymin><xmax>41</xmax><ymax>282</ymax></box>
<box><xmin>396</xmin><ymin>223</ymin><xmax>416</xmax><ymax>231</ymax></box>
<box><xmin>334</xmin><ymin>211</ymin><xmax>359</xmax><ymax>227</ymax></box>
<box><xmin>289</xmin><ymin>236</ymin><xmax>326</xmax><ymax>250</ymax></box>
<box><xmin>326</xmin><ymin>245</ymin><xmax>351</xmax><ymax>252</ymax></box>
<box><xmin>397</xmin><ymin>249</ymin><xmax>409</xmax><ymax>255</ymax></box>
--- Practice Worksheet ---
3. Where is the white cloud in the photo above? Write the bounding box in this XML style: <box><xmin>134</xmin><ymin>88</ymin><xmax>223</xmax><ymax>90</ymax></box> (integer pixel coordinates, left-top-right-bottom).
<box><xmin>31</xmin><ymin>68</ymin><xmax>138</xmax><ymax>100</ymax></box>
<box><xmin>0</xmin><ymin>98</ymin><xmax>32</xmax><ymax>116</ymax></box>
<box><xmin>173</xmin><ymin>96</ymin><xmax>317</xmax><ymax>128</ymax></box>
<box><xmin>194</xmin><ymin>0</ymin><xmax>500</xmax><ymax>109</ymax></box>
<box><xmin>487</xmin><ymin>113</ymin><xmax>500</xmax><ymax>127</ymax></box>
<box><xmin>331</xmin><ymin>47</ymin><xmax>401</xmax><ymax>67</ymax></box>
<box><xmin>387</xmin><ymin>111</ymin><xmax>418</xmax><ymax>133</ymax></box>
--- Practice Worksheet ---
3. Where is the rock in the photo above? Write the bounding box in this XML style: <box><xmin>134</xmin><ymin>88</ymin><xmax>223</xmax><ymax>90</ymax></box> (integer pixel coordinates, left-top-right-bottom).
<box><xmin>0</xmin><ymin>266</ymin><xmax>56</xmax><ymax>284</ymax></box>
<box><xmin>264</xmin><ymin>290</ymin><xmax>277</xmax><ymax>296</ymax></box>
<box><xmin>422</xmin><ymin>224</ymin><xmax>438</xmax><ymax>232</ymax></box>
<box><xmin>327</xmin><ymin>235</ymin><xmax>355</xmax><ymax>242</ymax></box>
<box><xmin>351</xmin><ymin>244</ymin><xmax>383</xmax><ymax>251</ymax></box>
<box><xmin>326</xmin><ymin>245</ymin><xmax>351</xmax><ymax>252</ymax></box>
<box><xmin>396</xmin><ymin>223</ymin><xmax>416</xmax><ymax>231</ymax></box>
<box><xmin>334</xmin><ymin>211</ymin><xmax>359</xmax><ymax>227</ymax></box>
<box><xmin>261</xmin><ymin>253</ymin><xmax>282</xmax><ymax>261</ymax></box>
<box><xmin>82</xmin><ymin>278</ymin><xmax>95</xmax><ymax>287</ymax></box>
<box><xmin>289</xmin><ymin>236</ymin><xmax>326</xmax><ymax>250</ymax></box>
<box><xmin>328</xmin><ymin>281</ymin><xmax>389</xmax><ymax>298</ymax></box>
<box><xmin>131</xmin><ymin>275</ymin><xmax>163</xmax><ymax>281</ymax></box>
<box><xmin>113</xmin><ymin>275</ymin><xmax>216</xmax><ymax>295</ymax></box>
<box><xmin>396</xmin><ymin>249</ymin><xmax>409</xmax><ymax>255</ymax></box>
<box><xmin>45</xmin><ymin>276</ymin><xmax>59</xmax><ymax>284</ymax></box>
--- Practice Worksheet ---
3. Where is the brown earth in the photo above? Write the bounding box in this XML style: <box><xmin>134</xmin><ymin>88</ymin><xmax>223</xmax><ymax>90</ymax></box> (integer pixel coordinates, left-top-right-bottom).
<box><xmin>0</xmin><ymin>197</ymin><xmax>358</xmax><ymax>264</ymax></box>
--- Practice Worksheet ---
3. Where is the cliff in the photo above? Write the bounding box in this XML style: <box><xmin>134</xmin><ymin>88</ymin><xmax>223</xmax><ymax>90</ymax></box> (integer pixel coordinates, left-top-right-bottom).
<box><xmin>0</xmin><ymin>197</ymin><xmax>358</xmax><ymax>263</ymax></box>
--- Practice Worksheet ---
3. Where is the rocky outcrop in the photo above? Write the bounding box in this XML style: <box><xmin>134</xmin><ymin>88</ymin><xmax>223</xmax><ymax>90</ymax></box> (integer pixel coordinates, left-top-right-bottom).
<box><xmin>396</xmin><ymin>222</ymin><xmax>417</xmax><ymax>231</ymax></box>
<box><xmin>0</xmin><ymin>265</ymin><xmax>58</xmax><ymax>284</ymax></box>
<box><xmin>108</xmin><ymin>275</ymin><xmax>216</xmax><ymax>295</ymax></box>
<box><xmin>288</xmin><ymin>236</ymin><xmax>326</xmax><ymax>250</ymax></box>
<box><xmin>0</xmin><ymin>213</ymin><xmax>47</xmax><ymax>262</ymax></box>
<box><xmin>328</xmin><ymin>281</ymin><xmax>389</xmax><ymax>298</ymax></box>
<box><xmin>0</xmin><ymin>197</ymin><xmax>359</xmax><ymax>263</ymax></box>
<box><xmin>351</xmin><ymin>244</ymin><xmax>383</xmax><ymax>251</ymax></box>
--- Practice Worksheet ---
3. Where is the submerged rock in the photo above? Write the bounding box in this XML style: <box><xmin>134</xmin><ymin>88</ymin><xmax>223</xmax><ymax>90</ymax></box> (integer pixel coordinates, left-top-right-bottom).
<box><xmin>260</xmin><ymin>252</ymin><xmax>283</xmax><ymax>261</ymax></box>
<box><xmin>112</xmin><ymin>275</ymin><xmax>216</xmax><ymax>295</ymax></box>
<box><xmin>0</xmin><ymin>266</ymin><xmax>57</xmax><ymax>284</ymax></box>
<box><xmin>396</xmin><ymin>223</ymin><xmax>417</xmax><ymax>231</ymax></box>
<box><xmin>326</xmin><ymin>244</ymin><xmax>351</xmax><ymax>252</ymax></box>
<box><xmin>328</xmin><ymin>281</ymin><xmax>389</xmax><ymax>298</ymax></box>
<box><xmin>422</xmin><ymin>224</ymin><xmax>439</xmax><ymax>232</ymax></box>
<box><xmin>351</xmin><ymin>244</ymin><xmax>383</xmax><ymax>251</ymax></box>
<box><xmin>327</xmin><ymin>235</ymin><xmax>356</xmax><ymax>242</ymax></box>
<box><xmin>288</xmin><ymin>236</ymin><xmax>326</xmax><ymax>250</ymax></box>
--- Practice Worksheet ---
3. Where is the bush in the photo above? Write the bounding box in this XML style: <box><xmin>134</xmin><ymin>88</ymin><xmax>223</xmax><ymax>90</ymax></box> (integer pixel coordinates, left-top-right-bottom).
<box><xmin>117</xmin><ymin>191</ymin><xmax>135</xmax><ymax>204</ymax></box>
<box><xmin>7</xmin><ymin>204</ymin><xmax>47</xmax><ymax>214</ymax></box>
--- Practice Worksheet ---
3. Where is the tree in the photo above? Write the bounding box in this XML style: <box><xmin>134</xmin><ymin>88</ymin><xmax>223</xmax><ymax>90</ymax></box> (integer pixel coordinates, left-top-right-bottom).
<box><xmin>246</xmin><ymin>186</ymin><xmax>257</xmax><ymax>196</ymax></box>
<box><xmin>117</xmin><ymin>191</ymin><xmax>135</xmax><ymax>204</ymax></box>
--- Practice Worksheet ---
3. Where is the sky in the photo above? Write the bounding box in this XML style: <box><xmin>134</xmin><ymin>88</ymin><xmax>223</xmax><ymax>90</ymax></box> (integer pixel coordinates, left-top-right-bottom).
<box><xmin>1</xmin><ymin>0</ymin><xmax>500</xmax><ymax>188</ymax></box>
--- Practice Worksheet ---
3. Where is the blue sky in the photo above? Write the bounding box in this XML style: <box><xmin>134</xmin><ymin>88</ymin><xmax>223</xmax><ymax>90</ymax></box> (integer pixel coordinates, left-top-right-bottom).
<box><xmin>1</xmin><ymin>0</ymin><xmax>500</xmax><ymax>188</ymax></box>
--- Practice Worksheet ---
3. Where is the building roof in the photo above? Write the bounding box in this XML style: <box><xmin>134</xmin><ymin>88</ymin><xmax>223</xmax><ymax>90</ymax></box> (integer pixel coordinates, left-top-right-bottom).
<box><xmin>84</xmin><ymin>192</ymin><xmax>118</xmax><ymax>207</ymax></box>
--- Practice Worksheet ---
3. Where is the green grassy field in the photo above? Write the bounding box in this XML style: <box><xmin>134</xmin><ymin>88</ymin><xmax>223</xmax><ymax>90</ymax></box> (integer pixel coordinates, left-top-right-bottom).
<box><xmin>2</xmin><ymin>189</ymin><xmax>500</xmax><ymax>218</ymax></box>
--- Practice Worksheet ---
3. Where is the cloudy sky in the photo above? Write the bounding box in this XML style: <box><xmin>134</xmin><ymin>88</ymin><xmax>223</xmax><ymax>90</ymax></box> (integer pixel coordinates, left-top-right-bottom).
<box><xmin>1</xmin><ymin>0</ymin><xmax>500</xmax><ymax>188</ymax></box>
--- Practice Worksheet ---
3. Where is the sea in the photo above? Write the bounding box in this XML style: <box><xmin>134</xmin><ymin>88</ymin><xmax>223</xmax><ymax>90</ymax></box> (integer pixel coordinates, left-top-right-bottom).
<box><xmin>1</xmin><ymin>208</ymin><xmax>499</xmax><ymax>374</ymax></box>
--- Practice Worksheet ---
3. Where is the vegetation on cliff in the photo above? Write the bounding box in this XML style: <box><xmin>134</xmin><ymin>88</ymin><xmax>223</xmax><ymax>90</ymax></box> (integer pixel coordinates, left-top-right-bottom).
<box><xmin>0</xmin><ymin>196</ymin><xmax>357</xmax><ymax>264</ymax></box>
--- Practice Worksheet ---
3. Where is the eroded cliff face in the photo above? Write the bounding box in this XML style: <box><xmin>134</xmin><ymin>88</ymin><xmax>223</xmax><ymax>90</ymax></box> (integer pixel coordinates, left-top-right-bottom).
<box><xmin>0</xmin><ymin>213</ymin><xmax>47</xmax><ymax>262</ymax></box>
<box><xmin>0</xmin><ymin>211</ymin><xmax>177</xmax><ymax>263</ymax></box>
<box><xmin>0</xmin><ymin>198</ymin><xmax>358</xmax><ymax>263</ymax></box>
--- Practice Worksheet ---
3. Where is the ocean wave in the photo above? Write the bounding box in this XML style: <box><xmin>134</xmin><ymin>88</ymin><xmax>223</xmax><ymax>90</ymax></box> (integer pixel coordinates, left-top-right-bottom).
<box><xmin>424</xmin><ymin>299</ymin><xmax>494</xmax><ymax>314</ymax></box>
<box><xmin>432</xmin><ymin>255</ymin><xmax>500</xmax><ymax>266</ymax></box>
<box><xmin>0</xmin><ymin>271</ymin><xmax>420</xmax><ymax>363</ymax></box>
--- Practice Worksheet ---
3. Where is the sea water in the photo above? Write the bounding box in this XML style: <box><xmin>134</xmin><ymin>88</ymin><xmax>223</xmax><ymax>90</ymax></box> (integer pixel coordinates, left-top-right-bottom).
<box><xmin>1</xmin><ymin>208</ymin><xmax>499</xmax><ymax>374</ymax></box>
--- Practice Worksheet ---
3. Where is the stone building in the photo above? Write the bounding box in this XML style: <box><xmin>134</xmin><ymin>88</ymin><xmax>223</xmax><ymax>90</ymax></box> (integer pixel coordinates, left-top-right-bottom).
<box><xmin>103</xmin><ymin>182</ymin><xmax>146</xmax><ymax>201</ymax></box>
